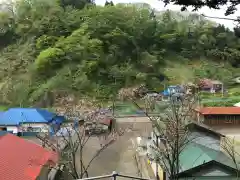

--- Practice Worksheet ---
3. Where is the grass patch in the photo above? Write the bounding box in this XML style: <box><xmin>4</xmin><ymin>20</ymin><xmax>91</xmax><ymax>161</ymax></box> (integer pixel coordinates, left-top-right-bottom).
<box><xmin>0</xmin><ymin>105</ymin><xmax>9</xmax><ymax>111</ymax></box>
<box><xmin>163</xmin><ymin>61</ymin><xmax>195</xmax><ymax>84</ymax></box>
<box><xmin>113</xmin><ymin>100</ymin><xmax>169</xmax><ymax>116</ymax></box>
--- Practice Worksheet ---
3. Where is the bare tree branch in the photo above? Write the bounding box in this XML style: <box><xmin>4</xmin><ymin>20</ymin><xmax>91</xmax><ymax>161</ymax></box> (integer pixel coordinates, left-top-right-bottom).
<box><xmin>36</xmin><ymin>104</ymin><xmax>130</xmax><ymax>179</ymax></box>
<box><xmin>132</xmin><ymin>92</ymin><xmax>200</xmax><ymax>179</ymax></box>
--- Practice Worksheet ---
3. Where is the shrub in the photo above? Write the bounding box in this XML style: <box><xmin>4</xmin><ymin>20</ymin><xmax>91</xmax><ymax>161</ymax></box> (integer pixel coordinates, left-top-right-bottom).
<box><xmin>34</xmin><ymin>47</ymin><xmax>65</xmax><ymax>74</ymax></box>
<box><xmin>36</xmin><ymin>35</ymin><xmax>59</xmax><ymax>50</ymax></box>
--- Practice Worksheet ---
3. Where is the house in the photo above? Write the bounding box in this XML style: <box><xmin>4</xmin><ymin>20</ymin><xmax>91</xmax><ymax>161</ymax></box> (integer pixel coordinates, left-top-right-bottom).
<box><xmin>147</xmin><ymin>122</ymin><xmax>234</xmax><ymax>180</ymax></box>
<box><xmin>186</xmin><ymin>122</ymin><xmax>225</xmax><ymax>151</ymax></box>
<box><xmin>195</xmin><ymin>107</ymin><xmax>240</xmax><ymax>136</ymax></box>
<box><xmin>195</xmin><ymin>107</ymin><xmax>240</xmax><ymax>134</ymax></box>
<box><xmin>198</xmin><ymin>78</ymin><xmax>223</xmax><ymax>93</ymax></box>
<box><xmin>177</xmin><ymin>142</ymin><xmax>239</xmax><ymax>180</ymax></box>
<box><xmin>0</xmin><ymin>133</ymin><xmax>58</xmax><ymax>180</ymax></box>
<box><xmin>0</xmin><ymin>108</ymin><xmax>65</xmax><ymax>136</ymax></box>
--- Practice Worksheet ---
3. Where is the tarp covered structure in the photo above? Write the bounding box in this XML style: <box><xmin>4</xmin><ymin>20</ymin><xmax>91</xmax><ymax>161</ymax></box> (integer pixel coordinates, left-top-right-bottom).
<box><xmin>0</xmin><ymin>108</ymin><xmax>64</xmax><ymax>126</ymax></box>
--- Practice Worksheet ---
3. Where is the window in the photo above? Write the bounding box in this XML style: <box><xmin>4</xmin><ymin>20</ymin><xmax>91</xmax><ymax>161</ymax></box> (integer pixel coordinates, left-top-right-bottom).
<box><xmin>224</xmin><ymin>115</ymin><xmax>234</xmax><ymax>124</ymax></box>
<box><xmin>225</xmin><ymin>119</ymin><xmax>233</xmax><ymax>124</ymax></box>
<box><xmin>27</xmin><ymin>127</ymin><xmax>33</xmax><ymax>132</ymax></box>
<box><xmin>27</xmin><ymin>126</ymin><xmax>41</xmax><ymax>132</ymax></box>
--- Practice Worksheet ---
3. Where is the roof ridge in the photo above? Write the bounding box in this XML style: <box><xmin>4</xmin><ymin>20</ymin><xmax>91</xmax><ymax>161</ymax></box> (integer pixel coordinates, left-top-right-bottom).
<box><xmin>193</xmin><ymin>142</ymin><xmax>236</xmax><ymax>168</ymax></box>
<box><xmin>34</xmin><ymin>108</ymin><xmax>48</xmax><ymax>122</ymax></box>
<box><xmin>187</xmin><ymin>121</ymin><xmax>225</xmax><ymax>137</ymax></box>
<box><xmin>35</xmin><ymin>108</ymin><xmax>55</xmax><ymax>122</ymax></box>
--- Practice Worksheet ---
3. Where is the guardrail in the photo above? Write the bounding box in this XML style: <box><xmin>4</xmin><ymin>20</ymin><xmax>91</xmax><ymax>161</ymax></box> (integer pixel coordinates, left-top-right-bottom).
<box><xmin>114</xmin><ymin>114</ymin><xmax>161</xmax><ymax>118</ymax></box>
<box><xmin>77</xmin><ymin>171</ymin><xmax>152</xmax><ymax>180</ymax></box>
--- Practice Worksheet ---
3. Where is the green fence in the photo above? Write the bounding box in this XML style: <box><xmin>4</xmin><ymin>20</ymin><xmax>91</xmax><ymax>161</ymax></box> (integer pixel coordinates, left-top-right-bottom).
<box><xmin>113</xmin><ymin>101</ymin><xmax>169</xmax><ymax>117</ymax></box>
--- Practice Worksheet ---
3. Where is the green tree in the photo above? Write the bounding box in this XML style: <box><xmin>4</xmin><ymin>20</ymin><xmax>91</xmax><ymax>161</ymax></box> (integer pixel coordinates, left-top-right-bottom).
<box><xmin>0</xmin><ymin>0</ymin><xmax>239</xmax><ymax>107</ymax></box>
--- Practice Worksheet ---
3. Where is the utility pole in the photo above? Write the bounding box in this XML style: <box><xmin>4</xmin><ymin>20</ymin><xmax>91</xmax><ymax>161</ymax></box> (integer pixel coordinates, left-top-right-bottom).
<box><xmin>112</xmin><ymin>77</ymin><xmax>117</xmax><ymax>117</ymax></box>
<box><xmin>222</xmin><ymin>82</ymin><xmax>224</xmax><ymax>97</ymax></box>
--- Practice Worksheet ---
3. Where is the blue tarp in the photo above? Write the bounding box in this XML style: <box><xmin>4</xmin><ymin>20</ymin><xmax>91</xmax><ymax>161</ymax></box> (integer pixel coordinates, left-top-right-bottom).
<box><xmin>162</xmin><ymin>90</ymin><xmax>170</xmax><ymax>96</ymax></box>
<box><xmin>162</xmin><ymin>85</ymin><xmax>182</xmax><ymax>96</ymax></box>
<box><xmin>56</xmin><ymin>127</ymin><xmax>74</xmax><ymax>137</ymax></box>
<box><xmin>0</xmin><ymin>108</ymin><xmax>59</xmax><ymax>125</ymax></box>
<box><xmin>51</xmin><ymin>115</ymin><xmax>65</xmax><ymax>125</ymax></box>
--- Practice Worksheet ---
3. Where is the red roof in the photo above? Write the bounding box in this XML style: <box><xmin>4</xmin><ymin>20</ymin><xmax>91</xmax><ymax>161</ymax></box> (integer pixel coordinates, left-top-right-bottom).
<box><xmin>197</xmin><ymin>107</ymin><xmax>240</xmax><ymax>115</ymax></box>
<box><xmin>0</xmin><ymin>134</ymin><xmax>58</xmax><ymax>180</ymax></box>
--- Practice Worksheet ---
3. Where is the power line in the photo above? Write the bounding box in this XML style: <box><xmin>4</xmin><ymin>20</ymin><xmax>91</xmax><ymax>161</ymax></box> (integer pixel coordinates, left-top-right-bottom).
<box><xmin>201</xmin><ymin>14</ymin><xmax>239</xmax><ymax>22</ymax></box>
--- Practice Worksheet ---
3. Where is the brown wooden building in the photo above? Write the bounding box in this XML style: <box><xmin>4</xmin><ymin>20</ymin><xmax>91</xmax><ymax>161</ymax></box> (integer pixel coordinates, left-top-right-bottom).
<box><xmin>195</xmin><ymin>107</ymin><xmax>240</xmax><ymax>126</ymax></box>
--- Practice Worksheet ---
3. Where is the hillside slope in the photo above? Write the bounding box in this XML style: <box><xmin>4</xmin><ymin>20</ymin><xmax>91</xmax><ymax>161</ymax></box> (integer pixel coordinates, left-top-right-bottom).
<box><xmin>0</xmin><ymin>1</ymin><xmax>239</xmax><ymax>107</ymax></box>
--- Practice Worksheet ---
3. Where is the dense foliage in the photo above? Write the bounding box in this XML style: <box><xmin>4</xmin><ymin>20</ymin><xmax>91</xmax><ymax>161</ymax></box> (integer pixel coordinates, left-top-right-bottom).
<box><xmin>0</xmin><ymin>0</ymin><xmax>239</xmax><ymax>107</ymax></box>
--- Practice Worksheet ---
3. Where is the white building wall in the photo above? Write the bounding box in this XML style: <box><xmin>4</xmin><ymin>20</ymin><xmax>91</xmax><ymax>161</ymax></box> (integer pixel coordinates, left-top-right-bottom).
<box><xmin>6</xmin><ymin>126</ymin><xmax>18</xmax><ymax>134</ymax></box>
<box><xmin>2</xmin><ymin>124</ymin><xmax>50</xmax><ymax>134</ymax></box>
<box><xmin>21</xmin><ymin>123</ymin><xmax>50</xmax><ymax>133</ymax></box>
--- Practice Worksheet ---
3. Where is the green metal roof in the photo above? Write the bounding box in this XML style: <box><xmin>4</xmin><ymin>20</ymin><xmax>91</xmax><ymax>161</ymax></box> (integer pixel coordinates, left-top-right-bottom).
<box><xmin>179</xmin><ymin>142</ymin><xmax>236</xmax><ymax>173</ymax></box>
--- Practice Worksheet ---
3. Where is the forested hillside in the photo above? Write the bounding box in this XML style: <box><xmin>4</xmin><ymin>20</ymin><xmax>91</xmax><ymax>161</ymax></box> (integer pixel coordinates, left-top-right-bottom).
<box><xmin>0</xmin><ymin>0</ymin><xmax>239</xmax><ymax>107</ymax></box>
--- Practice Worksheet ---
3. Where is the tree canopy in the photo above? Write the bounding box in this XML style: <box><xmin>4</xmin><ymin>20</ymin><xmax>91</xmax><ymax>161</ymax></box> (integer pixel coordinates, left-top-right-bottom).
<box><xmin>0</xmin><ymin>0</ymin><xmax>239</xmax><ymax>107</ymax></box>
<box><xmin>160</xmin><ymin>0</ymin><xmax>239</xmax><ymax>16</ymax></box>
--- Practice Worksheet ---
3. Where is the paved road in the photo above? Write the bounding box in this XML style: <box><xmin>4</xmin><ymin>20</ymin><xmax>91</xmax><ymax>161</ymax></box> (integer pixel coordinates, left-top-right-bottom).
<box><xmin>78</xmin><ymin>117</ymin><xmax>153</xmax><ymax>178</ymax></box>
<box><xmin>81</xmin><ymin>132</ymin><xmax>139</xmax><ymax>178</ymax></box>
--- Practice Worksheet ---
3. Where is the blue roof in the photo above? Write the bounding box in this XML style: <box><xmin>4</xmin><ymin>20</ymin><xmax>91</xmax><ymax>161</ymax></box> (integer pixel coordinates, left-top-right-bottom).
<box><xmin>0</xmin><ymin>108</ymin><xmax>57</xmax><ymax>125</ymax></box>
